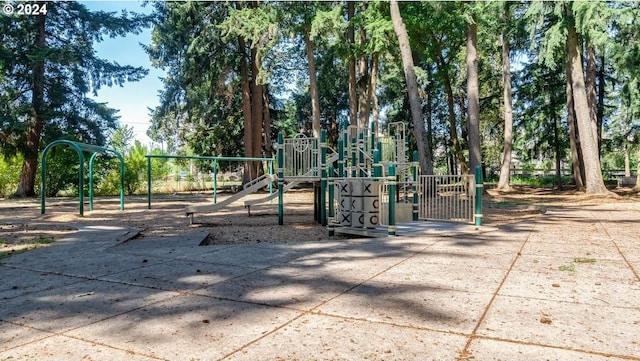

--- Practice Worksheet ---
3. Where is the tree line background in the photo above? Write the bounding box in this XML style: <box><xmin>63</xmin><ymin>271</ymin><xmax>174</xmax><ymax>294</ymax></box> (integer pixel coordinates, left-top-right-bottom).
<box><xmin>1</xmin><ymin>1</ymin><xmax>639</xmax><ymax>198</ymax></box>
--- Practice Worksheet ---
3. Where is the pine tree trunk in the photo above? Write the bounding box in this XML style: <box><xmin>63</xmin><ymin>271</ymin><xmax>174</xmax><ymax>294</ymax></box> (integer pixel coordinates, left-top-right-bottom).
<box><xmin>370</xmin><ymin>54</ymin><xmax>380</xmax><ymax>134</ymax></box>
<box><xmin>263</xmin><ymin>88</ymin><xmax>273</xmax><ymax>158</ymax></box>
<box><xmin>239</xmin><ymin>37</ymin><xmax>254</xmax><ymax>185</ymax></box>
<box><xmin>597</xmin><ymin>50</ymin><xmax>605</xmax><ymax>154</ymax></box>
<box><xmin>357</xmin><ymin>26</ymin><xmax>370</xmax><ymax>129</ymax></box>
<box><xmin>552</xmin><ymin>111</ymin><xmax>563</xmax><ymax>190</ymax></box>
<box><xmin>431</xmin><ymin>32</ymin><xmax>467</xmax><ymax>175</ymax></box>
<box><xmin>624</xmin><ymin>145</ymin><xmax>631</xmax><ymax>177</ymax></box>
<box><xmin>566</xmin><ymin>9</ymin><xmax>612</xmax><ymax>195</ymax></box>
<box><xmin>347</xmin><ymin>1</ymin><xmax>357</xmax><ymax>127</ymax></box>
<box><xmin>250</xmin><ymin>46</ymin><xmax>264</xmax><ymax>179</ymax></box>
<box><xmin>357</xmin><ymin>56</ymin><xmax>370</xmax><ymax>128</ymax></box>
<box><xmin>390</xmin><ymin>0</ymin><xmax>432</xmax><ymax>175</ymax></box>
<box><xmin>497</xmin><ymin>29</ymin><xmax>513</xmax><ymax>191</ymax></box>
<box><xmin>15</xmin><ymin>12</ymin><xmax>46</xmax><ymax>198</ymax></box>
<box><xmin>585</xmin><ymin>43</ymin><xmax>600</xmax><ymax>153</ymax></box>
<box><xmin>565</xmin><ymin>46</ymin><xmax>585</xmax><ymax>191</ymax></box>
<box><xmin>425</xmin><ymin>67</ymin><xmax>434</xmax><ymax>174</ymax></box>
<box><xmin>466</xmin><ymin>16</ymin><xmax>481</xmax><ymax>176</ymax></box>
<box><xmin>304</xmin><ymin>25</ymin><xmax>321</xmax><ymax>138</ymax></box>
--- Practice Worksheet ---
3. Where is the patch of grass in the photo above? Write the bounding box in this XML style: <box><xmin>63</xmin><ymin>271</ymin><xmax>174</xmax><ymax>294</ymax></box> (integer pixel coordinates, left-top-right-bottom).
<box><xmin>0</xmin><ymin>238</ymin><xmax>56</xmax><ymax>263</ymax></box>
<box><xmin>573</xmin><ymin>257</ymin><xmax>596</xmax><ymax>263</ymax></box>
<box><xmin>35</xmin><ymin>237</ymin><xmax>55</xmax><ymax>245</ymax></box>
<box><xmin>558</xmin><ymin>264</ymin><xmax>576</xmax><ymax>272</ymax></box>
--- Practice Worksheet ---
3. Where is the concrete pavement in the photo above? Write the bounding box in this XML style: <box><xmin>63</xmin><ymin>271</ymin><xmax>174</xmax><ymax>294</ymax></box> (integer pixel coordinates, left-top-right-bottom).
<box><xmin>1</xmin><ymin>203</ymin><xmax>639</xmax><ymax>360</ymax></box>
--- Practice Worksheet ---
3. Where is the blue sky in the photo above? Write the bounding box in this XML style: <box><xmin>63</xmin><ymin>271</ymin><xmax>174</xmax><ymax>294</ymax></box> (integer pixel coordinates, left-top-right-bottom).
<box><xmin>82</xmin><ymin>1</ymin><xmax>165</xmax><ymax>147</ymax></box>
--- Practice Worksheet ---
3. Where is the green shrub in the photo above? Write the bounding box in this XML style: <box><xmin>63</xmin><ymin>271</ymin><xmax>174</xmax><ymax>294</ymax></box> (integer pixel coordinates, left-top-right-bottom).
<box><xmin>0</xmin><ymin>155</ymin><xmax>22</xmax><ymax>197</ymax></box>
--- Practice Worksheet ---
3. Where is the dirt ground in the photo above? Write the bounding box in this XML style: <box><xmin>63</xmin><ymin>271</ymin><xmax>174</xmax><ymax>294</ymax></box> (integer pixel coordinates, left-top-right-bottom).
<box><xmin>1</xmin><ymin>186</ymin><xmax>639</xmax><ymax>257</ymax></box>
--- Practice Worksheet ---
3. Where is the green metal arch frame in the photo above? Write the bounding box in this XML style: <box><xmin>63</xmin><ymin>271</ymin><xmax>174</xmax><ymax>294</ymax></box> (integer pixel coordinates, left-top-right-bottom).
<box><xmin>40</xmin><ymin>140</ymin><xmax>125</xmax><ymax>216</ymax></box>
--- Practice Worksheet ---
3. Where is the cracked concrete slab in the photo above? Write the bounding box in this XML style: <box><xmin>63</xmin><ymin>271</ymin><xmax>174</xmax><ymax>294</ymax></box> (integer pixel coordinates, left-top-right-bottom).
<box><xmin>0</xmin><ymin>268</ymin><xmax>84</xmax><ymax>300</ymax></box>
<box><xmin>467</xmin><ymin>338</ymin><xmax>631</xmax><ymax>361</ymax></box>
<box><xmin>499</xmin><ymin>269</ymin><xmax>640</xmax><ymax>308</ymax></box>
<box><xmin>0</xmin><ymin>279</ymin><xmax>179</xmax><ymax>333</ymax></box>
<box><xmin>476</xmin><ymin>295</ymin><xmax>640</xmax><ymax>358</ymax></box>
<box><xmin>194</xmin><ymin>270</ymin><xmax>358</xmax><ymax>311</ymax></box>
<box><xmin>372</xmin><ymin>260</ymin><xmax>509</xmax><ymax>293</ymax></box>
<box><xmin>0</xmin><ymin>335</ymin><xmax>161</xmax><ymax>360</ymax></box>
<box><xmin>63</xmin><ymin>294</ymin><xmax>301</xmax><ymax>361</ymax></box>
<box><xmin>98</xmin><ymin>259</ymin><xmax>257</xmax><ymax>292</ymax></box>
<box><xmin>0</xmin><ymin>321</ymin><xmax>52</xmax><ymax>352</ymax></box>
<box><xmin>317</xmin><ymin>280</ymin><xmax>494</xmax><ymax>334</ymax></box>
<box><xmin>223</xmin><ymin>314</ymin><xmax>468</xmax><ymax>361</ymax></box>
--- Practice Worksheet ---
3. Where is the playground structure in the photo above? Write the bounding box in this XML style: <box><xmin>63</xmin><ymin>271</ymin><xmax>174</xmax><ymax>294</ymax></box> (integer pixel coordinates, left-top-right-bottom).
<box><xmin>173</xmin><ymin>122</ymin><xmax>483</xmax><ymax>236</ymax></box>
<box><xmin>38</xmin><ymin>124</ymin><xmax>482</xmax><ymax>237</ymax></box>
<box><xmin>40</xmin><ymin>140</ymin><xmax>125</xmax><ymax>216</ymax></box>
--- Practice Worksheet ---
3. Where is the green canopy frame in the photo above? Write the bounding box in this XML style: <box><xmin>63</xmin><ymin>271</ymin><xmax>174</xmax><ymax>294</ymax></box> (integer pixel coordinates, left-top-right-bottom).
<box><xmin>40</xmin><ymin>140</ymin><xmax>125</xmax><ymax>216</ymax></box>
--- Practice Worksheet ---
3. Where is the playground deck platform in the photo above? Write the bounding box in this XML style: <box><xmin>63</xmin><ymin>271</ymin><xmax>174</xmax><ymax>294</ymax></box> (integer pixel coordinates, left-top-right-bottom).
<box><xmin>1</xmin><ymin>203</ymin><xmax>639</xmax><ymax>360</ymax></box>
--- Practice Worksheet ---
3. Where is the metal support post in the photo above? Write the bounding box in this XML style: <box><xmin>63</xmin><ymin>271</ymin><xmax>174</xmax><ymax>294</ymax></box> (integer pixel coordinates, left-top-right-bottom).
<box><xmin>351</xmin><ymin>137</ymin><xmax>357</xmax><ymax>177</ymax></box>
<box><xmin>373</xmin><ymin>149</ymin><xmax>381</xmax><ymax>178</ymax></box>
<box><xmin>278</xmin><ymin>132</ymin><xmax>284</xmax><ymax>225</ymax></box>
<box><xmin>338</xmin><ymin>138</ymin><xmax>345</xmax><ymax>178</ymax></box>
<box><xmin>89</xmin><ymin>153</ymin><xmax>96</xmax><ymax>211</ymax></box>
<box><xmin>475</xmin><ymin>165</ymin><xmax>483</xmax><ymax>226</ymax></box>
<box><xmin>320</xmin><ymin>129</ymin><xmax>327</xmax><ymax>226</ymax></box>
<box><xmin>147</xmin><ymin>155</ymin><xmax>151</xmax><ymax>209</ymax></box>
<box><xmin>412</xmin><ymin>151</ymin><xmax>419</xmax><ymax>221</ymax></box>
<box><xmin>358</xmin><ymin>132</ymin><xmax>365</xmax><ymax>177</ymax></box>
<box><xmin>388</xmin><ymin>164</ymin><xmax>396</xmax><ymax>236</ymax></box>
<box><xmin>213</xmin><ymin>159</ymin><xmax>218</xmax><ymax>204</ymax></box>
<box><xmin>79</xmin><ymin>153</ymin><xmax>85</xmax><ymax>217</ymax></box>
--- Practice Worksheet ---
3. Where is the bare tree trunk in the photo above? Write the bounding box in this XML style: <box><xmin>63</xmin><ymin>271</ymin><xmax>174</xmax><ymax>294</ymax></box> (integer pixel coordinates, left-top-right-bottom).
<box><xmin>597</xmin><ymin>49</ymin><xmax>605</xmax><ymax>154</ymax></box>
<box><xmin>357</xmin><ymin>25</ymin><xmax>370</xmax><ymax>129</ymax></box>
<box><xmin>552</xmin><ymin>106</ymin><xmax>563</xmax><ymax>190</ymax></box>
<box><xmin>347</xmin><ymin>1</ymin><xmax>357</xmax><ymax>127</ymax></box>
<box><xmin>239</xmin><ymin>37</ymin><xmax>253</xmax><ymax>185</ymax></box>
<box><xmin>566</xmin><ymin>47</ymin><xmax>584</xmax><ymax>191</ymax></box>
<box><xmin>390</xmin><ymin>0</ymin><xmax>433</xmax><ymax>175</ymax></box>
<box><xmin>466</xmin><ymin>16</ymin><xmax>481</xmax><ymax>175</ymax></box>
<box><xmin>304</xmin><ymin>25</ymin><xmax>321</xmax><ymax>138</ymax></box>
<box><xmin>624</xmin><ymin>144</ymin><xmax>631</xmax><ymax>177</ymax></box>
<box><xmin>15</xmin><ymin>12</ymin><xmax>46</xmax><ymax>198</ymax></box>
<box><xmin>424</xmin><ymin>67</ymin><xmax>434</xmax><ymax>173</ymax></box>
<box><xmin>263</xmin><ymin>88</ymin><xmax>273</xmax><ymax>158</ymax></box>
<box><xmin>357</xmin><ymin>56</ymin><xmax>370</xmax><ymax>128</ymax></box>
<box><xmin>566</xmin><ymin>9</ymin><xmax>612</xmax><ymax>195</ymax></box>
<box><xmin>250</xmin><ymin>46</ymin><xmax>264</xmax><ymax>178</ymax></box>
<box><xmin>497</xmin><ymin>28</ymin><xmax>513</xmax><ymax>191</ymax></box>
<box><xmin>370</xmin><ymin>54</ymin><xmax>380</xmax><ymax>134</ymax></box>
<box><xmin>585</xmin><ymin>42</ymin><xmax>600</xmax><ymax>154</ymax></box>
<box><xmin>458</xmin><ymin>95</ymin><xmax>467</xmax><ymax>143</ymax></box>
<box><xmin>431</xmin><ymin>32</ymin><xmax>467</xmax><ymax>175</ymax></box>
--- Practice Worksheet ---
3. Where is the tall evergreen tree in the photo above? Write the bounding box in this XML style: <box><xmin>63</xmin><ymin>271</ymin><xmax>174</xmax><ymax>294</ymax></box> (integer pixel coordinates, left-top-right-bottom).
<box><xmin>565</xmin><ymin>4</ymin><xmax>612</xmax><ymax>195</ymax></box>
<box><xmin>466</xmin><ymin>11</ymin><xmax>481</xmax><ymax>175</ymax></box>
<box><xmin>497</xmin><ymin>2</ymin><xmax>514</xmax><ymax>191</ymax></box>
<box><xmin>390</xmin><ymin>0</ymin><xmax>433</xmax><ymax>175</ymax></box>
<box><xmin>0</xmin><ymin>1</ymin><xmax>149</xmax><ymax>197</ymax></box>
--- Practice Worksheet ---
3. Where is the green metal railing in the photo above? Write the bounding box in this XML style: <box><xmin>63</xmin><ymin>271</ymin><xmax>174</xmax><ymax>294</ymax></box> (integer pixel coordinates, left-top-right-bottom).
<box><xmin>41</xmin><ymin>140</ymin><xmax>124</xmax><ymax>216</ymax></box>
<box><xmin>145</xmin><ymin>154</ymin><xmax>274</xmax><ymax>209</ymax></box>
